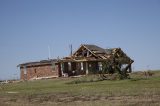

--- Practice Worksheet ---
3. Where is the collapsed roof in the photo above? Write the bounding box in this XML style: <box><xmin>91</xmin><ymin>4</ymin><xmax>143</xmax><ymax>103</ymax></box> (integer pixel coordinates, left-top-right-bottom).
<box><xmin>60</xmin><ymin>44</ymin><xmax>133</xmax><ymax>64</ymax></box>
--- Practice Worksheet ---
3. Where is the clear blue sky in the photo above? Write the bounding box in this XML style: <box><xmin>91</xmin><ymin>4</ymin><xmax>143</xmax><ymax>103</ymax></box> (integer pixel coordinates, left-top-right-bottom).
<box><xmin>0</xmin><ymin>0</ymin><xmax>160</xmax><ymax>80</ymax></box>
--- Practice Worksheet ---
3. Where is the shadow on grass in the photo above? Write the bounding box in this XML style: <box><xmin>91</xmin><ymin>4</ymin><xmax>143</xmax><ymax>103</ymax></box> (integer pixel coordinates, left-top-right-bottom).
<box><xmin>66</xmin><ymin>75</ymin><xmax>104</xmax><ymax>84</ymax></box>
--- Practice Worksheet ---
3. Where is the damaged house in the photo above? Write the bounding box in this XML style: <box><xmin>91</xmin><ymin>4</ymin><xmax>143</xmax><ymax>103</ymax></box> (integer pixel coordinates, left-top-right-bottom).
<box><xmin>18</xmin><ymin>44</ymin><xmax>133</xmax><ymax>80</ymax></box>
<box><xmin>58</xmin><ymin>44</ymin><xmax>134</xmax><ymax>77</ymax></box>
<box><xmin>18</xmin><ymin>59</ymin><xmax>59</xmax><ymax>80</ymax></box>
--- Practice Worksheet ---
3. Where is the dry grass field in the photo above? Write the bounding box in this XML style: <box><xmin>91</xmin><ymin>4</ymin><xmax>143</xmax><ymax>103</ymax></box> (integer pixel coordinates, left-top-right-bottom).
<box><xmin>0</xmin><ymin>70</ymin><xmax>160</xmax><ymax>106</ymax></box>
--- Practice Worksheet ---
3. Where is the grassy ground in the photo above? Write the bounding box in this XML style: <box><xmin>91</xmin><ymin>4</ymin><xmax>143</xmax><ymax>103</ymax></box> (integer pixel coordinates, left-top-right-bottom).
<box><xmin>0</xmin><ymin>70</ymin><xmax>160</xmax><ymax>106</ymax></box>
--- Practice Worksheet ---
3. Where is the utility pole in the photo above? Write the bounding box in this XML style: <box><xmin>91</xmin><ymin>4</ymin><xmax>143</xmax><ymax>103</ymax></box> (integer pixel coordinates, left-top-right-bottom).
<box><xmin>69</xmin><ymin>44</ymin><xmax>73</xmax><ymax>56</ymax></box>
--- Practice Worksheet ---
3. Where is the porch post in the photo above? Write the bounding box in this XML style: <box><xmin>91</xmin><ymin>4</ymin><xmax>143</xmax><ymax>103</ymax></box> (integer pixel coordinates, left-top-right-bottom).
<box><xmin>86</xmin><ymin>62</ymin><xmax>89</xmax><ymax>75</ymax></box>
<box><xmin>60</xmin><ymin>63</ymin><xmax>64</xmax><ymax>76</ymax></box>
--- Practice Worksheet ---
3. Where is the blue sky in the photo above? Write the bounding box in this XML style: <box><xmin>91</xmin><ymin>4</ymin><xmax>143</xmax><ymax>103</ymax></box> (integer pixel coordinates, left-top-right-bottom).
<box><xmin>0</xmin><ymin>0</ymin><xmax>160</xmax><ymax>80</ymax></box>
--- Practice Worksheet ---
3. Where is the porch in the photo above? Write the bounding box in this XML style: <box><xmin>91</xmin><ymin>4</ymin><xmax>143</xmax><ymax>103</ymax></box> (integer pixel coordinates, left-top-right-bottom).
<box><xmin>59</xmin><ymin>61</ymin><xmax>103</xmax><ymax>77</ymax></box>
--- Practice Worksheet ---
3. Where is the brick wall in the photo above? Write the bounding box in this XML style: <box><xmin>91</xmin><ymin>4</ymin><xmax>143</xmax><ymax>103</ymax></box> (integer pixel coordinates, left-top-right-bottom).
<box><xmin>20</xmin><ymin>64</ymin><xmax>59</xmax><ymax>80</ymax></box>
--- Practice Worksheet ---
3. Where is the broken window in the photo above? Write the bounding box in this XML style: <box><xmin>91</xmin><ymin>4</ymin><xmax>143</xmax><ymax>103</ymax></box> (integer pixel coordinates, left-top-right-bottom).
<box><xmin>121</xmin><ymin>64</ymin><xmax>128</xmax><ymax>70</ymax></box>
<box><xmin>98</xmin><ymin>62</ymin><xmax>103</xmax><ymax>71</ymax></box>
<box><xmin>68</xmin><ymin>62</ymin><xmax>71</xmax><ymax>71</ymax></box>
<box><xmin>89</xmin><ymin>64</ymin><xmax>92</xmax><ymax>67</ymax></box>
<box><xmin>23</xmin><ymin>66</ymin><xmax>27</xmax><ymax>74</ymax></box>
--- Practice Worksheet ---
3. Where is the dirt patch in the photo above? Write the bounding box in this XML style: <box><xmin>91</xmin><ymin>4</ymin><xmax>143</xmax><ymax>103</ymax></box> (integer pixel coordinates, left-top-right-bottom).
<box><xmin>0</xmin><ymin>93</ymin><xmax>160</xmax><ymax>106</ymax></box>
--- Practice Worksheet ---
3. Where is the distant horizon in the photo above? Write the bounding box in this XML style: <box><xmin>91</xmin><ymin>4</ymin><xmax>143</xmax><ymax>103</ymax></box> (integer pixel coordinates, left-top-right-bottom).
<box><xmin>1</xmin><ymin>69</ymin><xmax>160</xmax><ymax>81</ymax></box>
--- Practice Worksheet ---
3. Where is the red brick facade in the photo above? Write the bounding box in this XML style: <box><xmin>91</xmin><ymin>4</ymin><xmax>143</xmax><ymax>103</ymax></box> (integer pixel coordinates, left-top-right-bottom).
<box><xmin>18</xmin><ymin>60</ymin><xmax>60</xmax><ymax>80</ymax></box>
<box><xmin>20</xmin><ymin>64</ymin><xmax>59</xmax><ymax>80</ymax></box>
